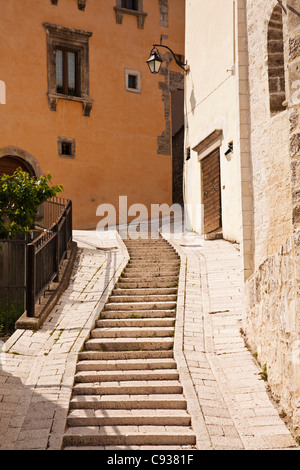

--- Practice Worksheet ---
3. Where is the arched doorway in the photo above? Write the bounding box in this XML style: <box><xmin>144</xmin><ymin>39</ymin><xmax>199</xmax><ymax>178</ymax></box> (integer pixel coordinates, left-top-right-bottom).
<box><xmin>0</xmin><ymin>147</ymin><xmax>42</xmax><ymax>178</ymax></box>
<box><xmin>0</xmin><ymin>155</ymin><xmax>36</xmax><ymax>176</ymax></box>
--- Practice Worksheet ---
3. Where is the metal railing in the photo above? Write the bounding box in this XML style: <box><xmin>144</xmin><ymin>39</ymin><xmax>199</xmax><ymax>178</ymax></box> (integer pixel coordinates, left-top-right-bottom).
<box><xmin>26</xmin><ymin>198</ymin><xmax>72</xmax><ymax>317</ymax></box>
<box><xmin>0</xmin><ymin>198</ymin><xmax>73</xmax><ymax>333</ymax></box>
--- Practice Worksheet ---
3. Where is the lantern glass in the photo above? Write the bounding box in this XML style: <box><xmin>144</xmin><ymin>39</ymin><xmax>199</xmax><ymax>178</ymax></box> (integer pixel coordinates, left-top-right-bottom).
<box><xmin>146</xmin><ymin>50</ymin><xmax>163</xmax><ymax>74</ymax></box>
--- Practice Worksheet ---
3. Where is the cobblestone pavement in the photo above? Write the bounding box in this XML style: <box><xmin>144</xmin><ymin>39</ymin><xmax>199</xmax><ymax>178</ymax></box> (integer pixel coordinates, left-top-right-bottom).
<box><xmin>0</xmin><ymin>230</ymin><xmax>128</xmax><ymax>450</ymax></box>
<box><xmin>161</xmin><ymin>222</ymin><xmax>298</xmax><ymax>451</ymax></box>
<box><xmin>0</xmin><ymin>226</ymin><xmax>298</xmax><ymax>450</ymax></box>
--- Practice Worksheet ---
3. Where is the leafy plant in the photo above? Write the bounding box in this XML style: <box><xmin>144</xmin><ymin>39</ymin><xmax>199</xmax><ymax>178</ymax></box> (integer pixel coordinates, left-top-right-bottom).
<box><xmin>259</xmin><ymin>364</ymin><xmax>268</xmax><ymax>381</ymax></box>
<box><xmin>0</xmin><ymin>169</ymin><xmax>63</xmax><ymax>239</ymax></box>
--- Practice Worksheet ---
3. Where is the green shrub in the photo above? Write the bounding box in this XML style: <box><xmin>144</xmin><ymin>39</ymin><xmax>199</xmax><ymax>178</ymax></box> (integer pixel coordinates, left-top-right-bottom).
<box><xmin>0</xmin><ymin>169</ymin><xmax>63</xmax><ymax>239</ymax></box>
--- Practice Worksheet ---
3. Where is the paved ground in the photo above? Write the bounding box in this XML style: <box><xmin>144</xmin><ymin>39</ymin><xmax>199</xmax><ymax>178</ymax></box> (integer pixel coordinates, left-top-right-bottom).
<box><xmin>161</xmin><ymin>221</ymin><xmax>298</xmax><ymax>451</ymax></box>
<box><xmin>0</xmin><ymin>225</ymin><xmax>298</xmax><ymax>450</ymax></box>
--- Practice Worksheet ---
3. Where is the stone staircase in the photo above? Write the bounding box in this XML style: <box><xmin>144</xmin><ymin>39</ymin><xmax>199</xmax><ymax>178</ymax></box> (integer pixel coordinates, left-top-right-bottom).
<box><xmin>62</xmin><ymin>235</ymin><xmax>197</xmax><ymax>450</ymax></box>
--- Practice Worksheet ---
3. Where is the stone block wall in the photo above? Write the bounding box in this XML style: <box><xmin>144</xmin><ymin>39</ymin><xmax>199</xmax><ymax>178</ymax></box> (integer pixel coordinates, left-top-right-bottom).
<box><xmin>244</xmin><ymin>235</ymin><xmax>300</xmax><ymax>430</ymax></box>
<box><xmin>244</xmin><ymin>0</ymin><xmax>300</xmax><ymax>433</ymax></box>
<box><xmin>246</xmin><ymin>0</ymin><xmax>292</xmax><ymax>271</ymax></box>
<box><xmin>267</xmin><ymin>4</ymin><xmax>286</xmax><ymax>115</ymax></box>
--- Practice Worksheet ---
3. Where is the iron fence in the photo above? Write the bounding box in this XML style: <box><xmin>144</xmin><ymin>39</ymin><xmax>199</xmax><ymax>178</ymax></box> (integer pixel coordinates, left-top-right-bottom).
<box><xmin>26</xmin><ymin>199</ymin><xmax>72</xmax><ymax>317</ymax></box>
<box><xmin>0</xmin><ymin>198</ymin><xmax>72</xmax><ymax>332</ymax></box>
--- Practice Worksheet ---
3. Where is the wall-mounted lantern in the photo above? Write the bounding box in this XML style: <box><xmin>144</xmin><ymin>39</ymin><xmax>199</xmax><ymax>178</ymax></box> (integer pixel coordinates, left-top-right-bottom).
<box><xmin>146</xmin><ymin>44</ymin><xmax>189</xmax><ymax>74</ymax></box>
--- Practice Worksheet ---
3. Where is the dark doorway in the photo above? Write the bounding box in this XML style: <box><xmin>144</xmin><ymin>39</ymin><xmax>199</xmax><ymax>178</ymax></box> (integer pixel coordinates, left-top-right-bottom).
<box><xmin>171</xmin><ymin>88</ymin><xmax>184</xmax><ymax>205</ymax></box>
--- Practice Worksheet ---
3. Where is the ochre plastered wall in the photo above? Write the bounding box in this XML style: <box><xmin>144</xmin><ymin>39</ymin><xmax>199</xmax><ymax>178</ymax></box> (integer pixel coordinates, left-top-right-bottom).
<box><xmin>0</xmin><ymin>0</ymin><xmax>185</xmax><ymax>229</ymax></box>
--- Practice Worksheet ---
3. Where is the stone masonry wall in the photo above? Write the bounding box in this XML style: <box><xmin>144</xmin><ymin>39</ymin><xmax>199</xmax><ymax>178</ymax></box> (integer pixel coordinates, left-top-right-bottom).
<box><xmin>244</xmin><ymin>0</ymin><xmax>300</xmax><ymax>433</ymax></box>
<box><xmin>246</xmin><ymin>0</ymin><xmax>292</xmax><ymax>271</ymax></box>
<box><xmin>244</xmin><ymin>235</ymin><xmax>300</xmax><ymax>431</ymax></box>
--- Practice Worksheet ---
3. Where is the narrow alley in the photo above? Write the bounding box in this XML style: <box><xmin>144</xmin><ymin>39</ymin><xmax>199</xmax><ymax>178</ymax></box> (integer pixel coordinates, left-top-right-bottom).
<box><xmin>0</xmin><ymin>225</ymin><xmax>298</xmax><ymax>451</ymax></box>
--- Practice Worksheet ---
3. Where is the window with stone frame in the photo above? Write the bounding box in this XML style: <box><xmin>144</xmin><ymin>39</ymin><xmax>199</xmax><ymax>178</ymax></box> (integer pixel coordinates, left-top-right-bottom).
<box><xmin>58</xmin><ymin>137</ymin><xmax>76</xmax><ymax>159</ymax></box>
<box><xmin>114</xmin><ymin>0</ymin><xmax>147</xmax><ymax>29</ymax></box>
<box><xmin>125</xmin><ymin>69</ymin><xmax>141</xmax><ymax>93</ymax></box>
<box><xmin>267</xmin><ymin>4</ymin><xmax>286</xmax><ymax>116</ymax></box>
<box><xmin>43</xmin><ymin>23</ymin><xmax>93</xmax><ymax>116</ymax></box>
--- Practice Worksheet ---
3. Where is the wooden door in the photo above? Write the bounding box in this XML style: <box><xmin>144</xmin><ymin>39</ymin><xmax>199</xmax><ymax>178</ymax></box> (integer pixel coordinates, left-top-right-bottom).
<box><xmin>0</xmin><ymin>156</ymin><xmax>34</xmax><ymax>176</ymax></box>
<box><xmin>202</xmin><ymin>148</ymin><xmax>222</xmax><ymax>234</ymax></box>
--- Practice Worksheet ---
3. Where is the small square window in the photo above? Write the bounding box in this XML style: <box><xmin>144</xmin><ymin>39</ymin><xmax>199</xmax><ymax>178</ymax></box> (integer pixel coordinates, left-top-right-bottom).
<box><xmin>128</xmin><ymin>74</ymin><xmax>137</xmax><ymax>89</ymax></box>
<box><xmin>125</xmin><ymin>69</ymin><xmax>141</xmax><ymax>94</ymax></box>
<box><xmin>58</xmin><ymin>137</ymin><xmax>76</xmax><ymax>159</ymax></box>
<box><xmin>61</xmin><ymin>141</ymin><xmax>72</xmax><ymax>156</ymax></box>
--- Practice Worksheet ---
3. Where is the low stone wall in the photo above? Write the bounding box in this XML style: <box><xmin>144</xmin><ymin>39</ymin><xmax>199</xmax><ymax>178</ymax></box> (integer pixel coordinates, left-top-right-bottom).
<box><xmin>244</xmin><ymin>235</ymin><xmax>300</xmax><ymax>432</ymax></box>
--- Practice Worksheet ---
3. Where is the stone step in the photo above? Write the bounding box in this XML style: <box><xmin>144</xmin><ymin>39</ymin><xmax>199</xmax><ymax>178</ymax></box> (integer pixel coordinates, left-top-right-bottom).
<box><xmin>96</xmin><ymin>318</ymin><xmax>175</xmax><ymax>328</ymax></box>
<box><xmin>104</xmin><ymin>301</ymin><xmax>177</xmax><ymax>311</ymax></box>
<box><xmin>90</xmin><ymin>327</ymin><xmax>174</xmax><ymax>339</ymax></box>
<box><xmin>84</xmin><ymin>337</ymin><xmax>174</xmax><ymax>352</ymax></box>
<box><xmin>119</xmin><ymin>272</ymin><xmax>178</xmax><ymax>279</ymax></box>
<box><xmin>127</xmin><ymin>250</ymin><xmax>176</xmax><ymax>260</ymax></box>
<box><xmin>62</xmin><ymin>235</ymin><xmax>196</xmax><ymax>451</ymax></box>
<box><xmin>76</xmin><ymin>358</ymin><xmax>177</xmax><ymax>372</ymax></box>
<box><xmin>75</xmin><ymin>369</ymin><xmax>179</xmax><ymax>383</ymax></box>
<box><xmin>127</xmin><ymin>255</ymin><xmax>177</xmax><ymax>262</ymax></box>
<box><xmin>69</xmin><ymin>394</ymin><xmax>187</xmax><ymax>410</ymax></box>
<box><xmin>127</xmin><ymin>261</ymin><xmax>179</xmax><ymax>267</ymax></box>
<box><xmin>63</xmin><ymin>426</ymin><xmax>196</xmax><ymax>447</ymax></box>
<box><xmin>116</xmin><ymin>280</ymin><xmax>178</xmax><ymax>289</ymax></box>
<box><xmin>125</xmin><ymin>266</ymin><xmax>179</xmax><ymax>272</ymax></box>
<box><xmin>124</xmin><ymin>269</ymin><xmax>179</xmax><ymax>276</ymax></box>
<box><xmin>107</xmin><ymin>294</ymin><xmax>178</xmax><ymax>303</ymax></box>
<box><xmin>66</xmin><ymin>409</ymin><xmax>191</xmax><ymax>427</ymax></box>
<box><xmin>126</xmin><ymin>245</ymin><xmax>175</xmax><ymax>251</ymax></box>
<box><xmin>127</xmin><ymin>249</ymin><xmax>178</xmax><ymax>252</ymax></box>
<box><xmin>125</xmin><ymin>241</ymin><xmax>176</xmax><ymax>246</ymax></box>
<box><xmin>111</xmin><ymin>287</ymin><xmax>178</xmax><ymax>296</ymax></box>
<box><xmin>72</xmin><ymin>380</ymin><xmax>183</xmax><ymax>396</ymax></box>
<box><xmin>122</xmin><ymin>271</ymin><xmax>178</xmax><ymax>279</ymax></box>
<box><xmin>124</xmin><ymin>240</ymin><xmax>171</xmax><ymax>245</ymax></box>
<box><xmin>99</xmin><ymin>309</ymin><xmax>176</xmax><ymax>319</ymax></box>
<box><xmin>128</xmin><ymin>256</ymin><xmax>179</xmax><ymax>262</ymax></box>
<box><xmin>78</xmin><ymin>350</ymin><xmax>174</xmax><ymax>361</ymax></box>
<box><xmin>125</xmin><ymin>245</ymin><xmax>172</xmax><ymax>250</ymax></box>
<box><xmin>63</xmin><ymin>445</ymin><xmax>190</xmax><ymax>450</ymax></box>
